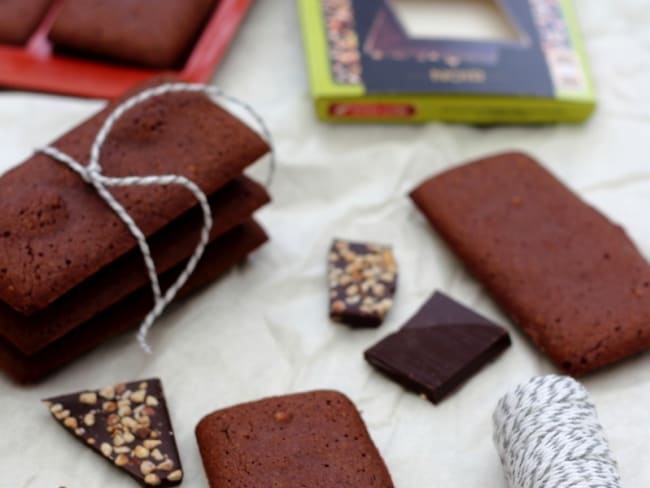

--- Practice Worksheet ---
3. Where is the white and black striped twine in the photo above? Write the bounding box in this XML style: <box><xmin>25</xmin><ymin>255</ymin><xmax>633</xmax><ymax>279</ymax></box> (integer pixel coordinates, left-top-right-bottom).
<box><xmin>493</xmin><ymin>375</ymin><xmax>623</xmax><ymax>488</ymax></box>
<box><xmin>37</xmin><ymin>82</ymin><xmax>275</xmax><ymax>353</ymax></box>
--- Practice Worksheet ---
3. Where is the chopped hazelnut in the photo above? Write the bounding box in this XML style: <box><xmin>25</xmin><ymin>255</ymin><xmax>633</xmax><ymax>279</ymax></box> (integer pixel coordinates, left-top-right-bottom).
<box><xmin>79</xmin><ymin>392</ymin><xmax>97</xmax><ymax>405</ymax></box>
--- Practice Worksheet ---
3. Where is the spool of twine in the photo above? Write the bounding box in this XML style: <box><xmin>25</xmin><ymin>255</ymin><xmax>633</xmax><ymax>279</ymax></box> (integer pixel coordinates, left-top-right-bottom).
<box><xmin>493</xmin><ymin>375</ymin><xmax>623</xmax><ymax>488</ymax></box>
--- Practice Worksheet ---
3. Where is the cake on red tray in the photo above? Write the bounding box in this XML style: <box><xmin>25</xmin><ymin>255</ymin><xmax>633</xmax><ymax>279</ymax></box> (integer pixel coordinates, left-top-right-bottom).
<box><xmin>0</xmin><ymin>0</ymin><xmax>52</xmax><ymax>45</ymax></box>
<box><xmin>49</xmin><ymin>0</ymin><xmax>218</xmax><ymax>68</ymax></box>
<box><xmin>196</xmin><ymin>391</ymin><xmax>395</xmax><ymax>487</ymax></box>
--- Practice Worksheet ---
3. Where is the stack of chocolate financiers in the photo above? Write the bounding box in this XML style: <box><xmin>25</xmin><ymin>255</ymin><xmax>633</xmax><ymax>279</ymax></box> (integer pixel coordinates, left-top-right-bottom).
<box><xmin>0</xmin><ymin>77</ymin><xmax>271</xmax><ymax>383</ymax></box>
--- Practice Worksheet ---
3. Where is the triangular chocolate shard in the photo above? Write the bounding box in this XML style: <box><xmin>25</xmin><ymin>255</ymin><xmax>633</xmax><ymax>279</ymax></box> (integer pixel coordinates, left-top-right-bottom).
<box><xmin>365</xmin><ymin>292</ymin><xmax>510</xmax><ymax>403</ymax></box>
<box><xmin>43</xmin><ymin>378</ymin><xmax>183</xmax><ymax>486</ymax></box>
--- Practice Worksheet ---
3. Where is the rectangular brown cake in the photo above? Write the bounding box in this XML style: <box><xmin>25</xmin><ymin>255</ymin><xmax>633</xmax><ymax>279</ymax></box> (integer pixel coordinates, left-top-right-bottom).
<box><xmin>0</xmin><ymin>76</ymin><xmax>269</xmax><ymax>315</ymax></box>
<box><xmin>49</xmin><ymin>0</ymin><xmax>217</xmax><ymax>68</ymax></box>
<box><xmin>0</xmin><ymin>0</ymin><xmax>51</xmax><ymax>45</ymax></box>
<box><xmin>196</xmin><ymin>390</ymin><xmax>394</xmax><ymax>487</ymax></box>
<box><xmin>0</xmin><ymin>219</ymin><xmax>268</xmax><ymax>384</ymax></box>
<box><xmin>0</xmin><ymin>175</ymin><xmax>269</xmax><ymax>357</ymax></box>
<box><xmin>410</xmin><ymin>152</ymin><xmax>650</xmax><ymax>376</ymax></box>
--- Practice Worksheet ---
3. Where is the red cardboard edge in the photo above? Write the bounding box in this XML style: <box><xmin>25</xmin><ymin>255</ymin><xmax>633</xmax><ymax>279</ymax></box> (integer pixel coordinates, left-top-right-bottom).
<box><xmin>0</xmin><ymin>0</ymin><xmax>254</xmax><ymax>99</ymax></box>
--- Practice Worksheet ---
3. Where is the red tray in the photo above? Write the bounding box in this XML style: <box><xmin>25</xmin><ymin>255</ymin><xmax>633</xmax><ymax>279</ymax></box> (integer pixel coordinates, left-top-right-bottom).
<box><xmin>0</xmin><ymin>0</ymin><xmax>254</xmax><ymax>99</ymax></box>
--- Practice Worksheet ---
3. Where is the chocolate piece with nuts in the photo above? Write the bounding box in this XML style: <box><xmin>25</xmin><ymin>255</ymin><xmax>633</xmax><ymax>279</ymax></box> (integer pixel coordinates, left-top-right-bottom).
<box><xmin>328</xmin><ymin>239</ymin><xmax>397</xmax><ymax>328</ymax></box>
<box><xmin>43</xmin><ymin>378</ymin><xmax>183</xmax><ymax>486</ymax></box>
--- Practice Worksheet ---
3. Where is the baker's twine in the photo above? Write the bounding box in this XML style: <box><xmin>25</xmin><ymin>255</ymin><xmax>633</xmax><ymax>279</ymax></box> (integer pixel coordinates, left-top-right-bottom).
<box><xmin>493</xmin><ymin>375</ymin><xmax>622</xmax><ymax>488</ymax></box>
<box><xmin>37</xmin><ymin>83</ymin><xmax>275</xmax><ymax>353</ymax></box>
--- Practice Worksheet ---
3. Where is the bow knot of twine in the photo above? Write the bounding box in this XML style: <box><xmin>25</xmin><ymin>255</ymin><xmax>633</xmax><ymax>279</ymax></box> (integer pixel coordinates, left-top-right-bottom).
<box><xmin>37</xmin><ymin>83</ymin><xmax>274</xmax><ymax>353</ymax></box>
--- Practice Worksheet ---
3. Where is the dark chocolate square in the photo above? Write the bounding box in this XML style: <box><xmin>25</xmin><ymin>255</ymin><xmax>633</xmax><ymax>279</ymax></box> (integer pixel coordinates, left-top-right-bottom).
<box><xmin>365</xmin><ymin>292</ymin><xmax>510</xmax><ymax>403</ymax></box>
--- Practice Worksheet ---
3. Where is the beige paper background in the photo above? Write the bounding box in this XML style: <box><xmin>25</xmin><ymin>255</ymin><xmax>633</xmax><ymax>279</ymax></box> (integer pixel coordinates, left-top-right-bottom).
<box><xmin>0</xmin><ymin>0</ymin><xmax>649</xmax><ymax>486</ymax></box>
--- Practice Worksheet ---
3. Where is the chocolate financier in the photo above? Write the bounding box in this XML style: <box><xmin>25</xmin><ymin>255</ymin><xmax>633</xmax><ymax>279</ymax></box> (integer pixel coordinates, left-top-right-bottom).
<box><xmin>0</xmin><ymin>220</ymin><xmax>268</xmax><ymax>384</ymax></box>
<box><xmin>0</xmin><ymin>175</ymin><xmax>269</xmax><ymax>356</ymax></box>
<box><xmin>410</xmin><ymin>152</ymin><xmax>650</xmax><ymax>376</ymax></box>
<box><xmin>0</xmin><ymin>76</ymin><xmax>269</xmax><ymax>315</ymax></box>
<box><xmin>0</xmin><ymin>0</ymin><xmax>51</xmax><ymax>45</ymax></box>
<box><xmin>196</xmin><ymin>391</ymin><xmax>394</xmax><ymax>487</ymax></box>
<box><xmin>49</xmin><ymin>0</ymin><xmax>216</xmax><ymax>68</ymax></box>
